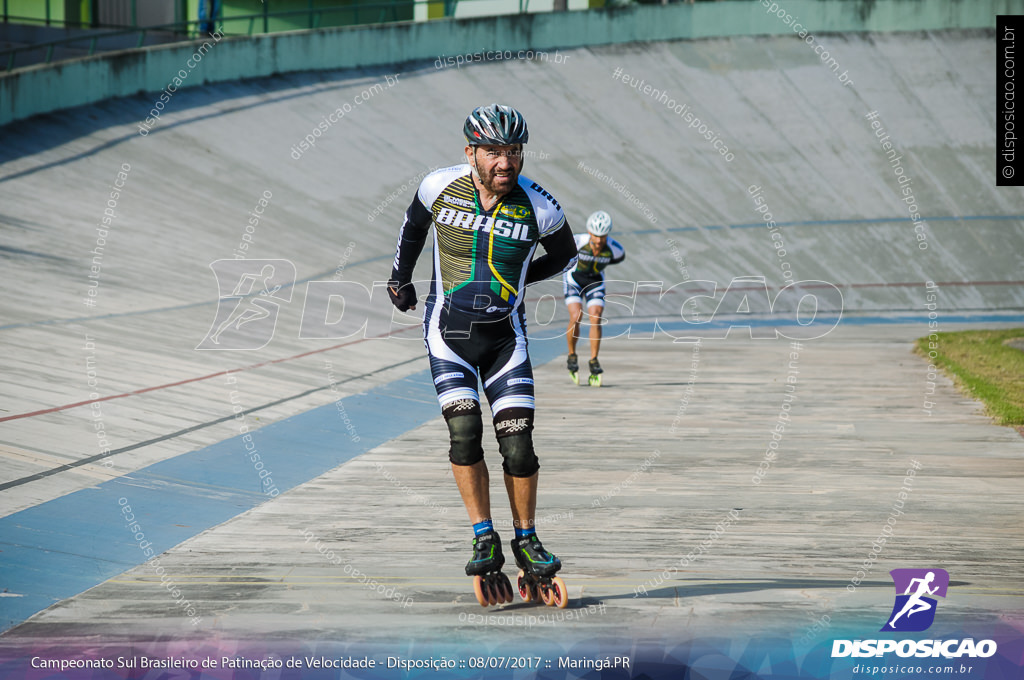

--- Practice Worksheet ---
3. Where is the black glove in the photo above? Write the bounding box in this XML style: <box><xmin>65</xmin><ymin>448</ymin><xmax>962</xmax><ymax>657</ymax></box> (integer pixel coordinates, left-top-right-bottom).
<box><xmin>387</xmin><ymin>280</ymin><xmax>418</xmax><ymax>312</ymax></box>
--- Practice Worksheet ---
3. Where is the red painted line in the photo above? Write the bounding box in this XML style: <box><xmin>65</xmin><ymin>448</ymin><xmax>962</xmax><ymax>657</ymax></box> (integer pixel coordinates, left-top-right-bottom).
<box><xmin>5</xmin><ymin>278</ymin><xmax>1021</xmax><ymax>423</ymax></box>
<box><xmin>0</xmin><ymin>325</ymin><xmax>420</xmax><ymax>423</ymax></box>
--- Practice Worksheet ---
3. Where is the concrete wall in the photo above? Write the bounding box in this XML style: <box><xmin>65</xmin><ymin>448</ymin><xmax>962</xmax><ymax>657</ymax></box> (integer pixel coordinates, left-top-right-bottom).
<box><xmin>0</xmin><ymin>24</ymin><xmax>183</xmax><ymax>71</ymax></box>
<box><xmin>1</xmin><ymin>0</ymin><xmax>1019</xmax><ymax>126</ymax></box>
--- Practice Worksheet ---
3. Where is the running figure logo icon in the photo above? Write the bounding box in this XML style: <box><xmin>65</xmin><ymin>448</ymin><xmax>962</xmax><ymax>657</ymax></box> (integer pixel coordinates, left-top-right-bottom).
<box><xmin>196</xmin><ymin>259</ymin><xmax>295</xmax><ymax>350</ymax></box>
<box><xmin>881</xmin><ymin>568</ymin><xmax>950</xmax><ymax>632</ymax></box>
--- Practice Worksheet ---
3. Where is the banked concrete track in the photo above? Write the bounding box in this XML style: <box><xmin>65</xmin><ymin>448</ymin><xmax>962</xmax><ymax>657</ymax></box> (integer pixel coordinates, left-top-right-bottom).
<box><xmin>0</xmin><ymin>28</ymin><xmax>1022</xmax><ymax>675</ymax></box>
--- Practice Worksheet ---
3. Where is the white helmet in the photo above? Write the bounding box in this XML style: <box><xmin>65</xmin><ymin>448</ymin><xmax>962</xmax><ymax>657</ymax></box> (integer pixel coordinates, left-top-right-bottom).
<box><xmin>586</xmin><ymin>210</ymin><xmax>612</xmax><ymax>236</ymax></box>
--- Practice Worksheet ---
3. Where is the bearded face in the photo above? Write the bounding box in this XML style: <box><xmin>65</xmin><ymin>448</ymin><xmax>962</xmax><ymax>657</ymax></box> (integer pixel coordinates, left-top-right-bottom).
<box><xmin>466</xmin><ymin>145</ymin><xmax>524</xmax><ymax>198</ymax></box>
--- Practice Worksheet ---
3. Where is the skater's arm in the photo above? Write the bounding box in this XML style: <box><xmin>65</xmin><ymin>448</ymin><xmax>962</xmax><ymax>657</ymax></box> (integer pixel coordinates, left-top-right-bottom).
<box><xmin>609</xmin><ymin>238</ymin><xmax>626</xmax><ymax>265</ymax></box>
<box><xmin>526</xmin><ymin>222</ymin><xmax>577</xmax><ymax>285</ymax></box>
<box><xmin>390</xmin><ymin>194</ymin><xmax>432</xmax><ymax>285</ymax></box>
<box><xmin>388</xmin><ymin>194</ymin><xmax>432</xmax><ymax>311</ymax></box>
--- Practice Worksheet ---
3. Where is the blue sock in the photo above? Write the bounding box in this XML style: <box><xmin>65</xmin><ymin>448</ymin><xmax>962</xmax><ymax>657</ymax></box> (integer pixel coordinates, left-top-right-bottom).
<box><xmin>514</xmin><ymin>526</ymin><xmax>536</xmax><ymax>539</ymax></box>
<box><xmin>473</xmin><ymin>519</ymin><xmax>494</xmax><ymax>536</ymax></box>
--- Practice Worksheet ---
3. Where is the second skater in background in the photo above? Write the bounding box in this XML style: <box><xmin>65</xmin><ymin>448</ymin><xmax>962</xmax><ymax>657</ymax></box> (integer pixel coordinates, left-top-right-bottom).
<box><xmin>563</xmin><ymin>210</ymin><xmax>625</xmax><ymax>386</ymax></box>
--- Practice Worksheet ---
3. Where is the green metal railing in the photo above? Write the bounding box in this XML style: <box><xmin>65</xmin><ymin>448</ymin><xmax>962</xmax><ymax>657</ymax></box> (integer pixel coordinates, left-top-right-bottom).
<box><xmin>0</xmin><ymin>0</ymin><xmax>459</xmax><ymax>30</ymax></box>
<box><xmin>0</xmin><ymin>3</ymin><xmax>439</xmax><ymax>72</ymax></box>
<box><xmin>1</xmin><ymin>0</ymin><xmax>133</xmax><ymax>28</ymax></box>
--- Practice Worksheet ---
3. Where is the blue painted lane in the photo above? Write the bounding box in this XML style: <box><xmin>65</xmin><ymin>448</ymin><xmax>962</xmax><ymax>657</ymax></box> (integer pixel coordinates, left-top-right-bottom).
<box><xmin>0</xmin><ymin>314</ymin><xmax>1018</xmax><ymax>631</ymax></box>
<box><xmin>0</xmin><ymin>340</ymin><xmax>569</xmax><ymax>633</ymax></box>
<box><xmin>0</xmin><ymin>369</ymin><xmax>435</xmax><ymax>631</ymax></box>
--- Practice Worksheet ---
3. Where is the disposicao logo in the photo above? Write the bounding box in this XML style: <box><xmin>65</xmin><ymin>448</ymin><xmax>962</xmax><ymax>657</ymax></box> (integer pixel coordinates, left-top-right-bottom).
<box><xmin>831</xmin><ymin>568</ymin><xmax>998</xmax><ymax>659</ymax></box>
<box><xmin>882</xmin><ymin>568</ymin><xmax>949</xmax><ymax>632</ymax></box>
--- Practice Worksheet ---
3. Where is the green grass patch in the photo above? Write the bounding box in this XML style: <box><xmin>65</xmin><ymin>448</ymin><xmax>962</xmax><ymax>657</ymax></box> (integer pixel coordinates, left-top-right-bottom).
<box><xmin>915</xmin><ymin>328</ymin><xmax>1024</xmax><ymax>426</ymax></box>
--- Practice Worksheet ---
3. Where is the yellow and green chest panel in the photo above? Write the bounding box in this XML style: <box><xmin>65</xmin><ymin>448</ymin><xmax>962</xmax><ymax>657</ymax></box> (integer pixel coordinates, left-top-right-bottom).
<box><xmin>432</xmin><ymin>176</ymin><xmax>540</xmax><ymax>306</ymax></box>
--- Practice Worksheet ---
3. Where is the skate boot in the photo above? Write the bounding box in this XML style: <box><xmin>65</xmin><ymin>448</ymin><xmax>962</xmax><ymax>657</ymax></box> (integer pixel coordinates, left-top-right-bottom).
<box><xmin>465</xmin><ymin>531</ymin><xmax>514</xmax><ymax>607</ymax></box>
<box><xmin>588</xmin><ymin>357</ymin><xmax>603</xmax><ymax>387</ymax></box>
<box><xmin>510</xmin><ymin>534</ymin><xmax>569</xmax><ymax>608</ymax></box>
<box><xmin>567</xmin><ymin>353</ymin><xmax>579</xmax><ymax>385</ymax></box>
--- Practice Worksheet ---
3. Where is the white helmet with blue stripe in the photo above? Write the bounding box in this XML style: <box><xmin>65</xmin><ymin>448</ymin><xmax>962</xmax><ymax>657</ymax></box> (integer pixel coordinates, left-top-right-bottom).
<box><xmin>586</xmin><ymin>210</ymin><xmax>612</xmax><ymax>236</ymax></box>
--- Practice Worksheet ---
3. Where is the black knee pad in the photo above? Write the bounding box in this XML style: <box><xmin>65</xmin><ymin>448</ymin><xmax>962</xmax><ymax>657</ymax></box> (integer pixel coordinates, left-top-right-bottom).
<box><xmin>494</xmin><ymin>408</ymin><xmax>538</xmax><ymax>477</ymax></box>
<box><xmin>443</xmin><ymin>399</ymin><xmax>484</xmax><ymax>466</ymax></box>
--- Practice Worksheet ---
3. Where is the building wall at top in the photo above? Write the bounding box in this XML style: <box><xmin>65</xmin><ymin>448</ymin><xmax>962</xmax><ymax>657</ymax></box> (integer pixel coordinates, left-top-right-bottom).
<box><xmin>2</xmin><ymin>0</ymin><xmax>1018</xmax><ymax>127</ymax></box>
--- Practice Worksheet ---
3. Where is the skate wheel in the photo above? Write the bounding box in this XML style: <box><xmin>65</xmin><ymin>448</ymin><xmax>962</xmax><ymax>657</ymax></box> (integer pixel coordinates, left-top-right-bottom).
<box><xmin>487</xmin><ymin>577</ymin><xmax>500</xmax><ymax>606</ymax></box>
<box><xmin>517</xmin><ymin>570</ymin><xmax>533</xmax><ymax>602</ymax></box>
<box><xmin>588</xmin><ymin>374</ymin><xmax>602</xmax><ymax>387</ymax></box>
<box><xmin>500</xmin><ymin>573</ymin><xmax>515</xmax><ymax>604</ymax></box>
<box><xmin>569</xmin><ymin>371</ymin><xmax>579</xmax><ymax>385</ymax></box>
<box><xmin>472</xmin><ymin>575</ymin><xmax>489</xmax><ymax>607</ymax></box>
<box><xmin>550</xmin><ymin>576</ymin><xmax>569</xmax><ymax>609</ymax></box>
<box><xmin>541</xmin><ymin>584</ymin><xmax>555</xmax><ymax>606</ymax></box>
